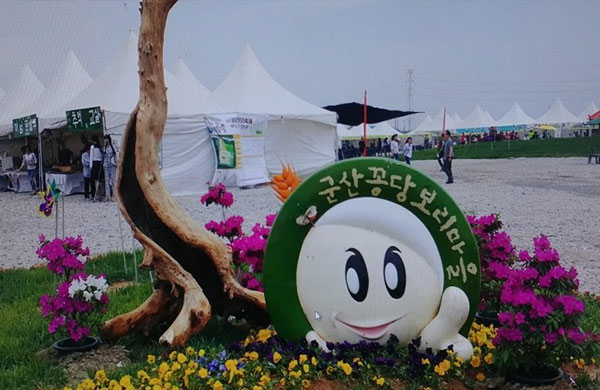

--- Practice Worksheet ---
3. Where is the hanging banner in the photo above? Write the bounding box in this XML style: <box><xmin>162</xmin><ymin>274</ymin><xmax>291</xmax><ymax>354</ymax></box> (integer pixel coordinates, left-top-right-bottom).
<box><xmin>66</xmin><ymin>106</ymin><xmax>103</xmax><ymax>132</ymax></box>
<box><xmin>12</xmin><ymin>114</ymin><xmax>38</xmax><ymax>138</ymax></box>
<box><xmin>206</xmin><ymin>114</ymin><xmax>269</xmax><ymax>187</ymax></box>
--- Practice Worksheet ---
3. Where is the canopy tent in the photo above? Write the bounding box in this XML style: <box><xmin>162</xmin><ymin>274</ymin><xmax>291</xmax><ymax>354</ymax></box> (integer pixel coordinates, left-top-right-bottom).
<box><xmin>0</xmin><ymin>64</ymin><xmax>45</xmax><ymax>130</ymax></box>
<box><xmin>589</xmin><ymin>110</ymin><xmax>600</xmax><ymax>121</ymax></box>
<box><xmin>456</xmin><ymin>105</ymin><xmax>497</xmax><ymax>133</ymax></box>
<box><xmin>323</xmin><ymin>102</ymin><xmax>417</xmax><ymax>126</ymax></box>
<box><xmin>497</xmin><ymin>102</ymin><xmax>536</xmax><ymax>127</ymax></box>
<box><xmin>171</xmin><ymin>58</ymin><xmax>211</xmax><ymax>101</ymax></box>
<box><xmin>578</xmin><ymin>102</ymin><xmax>599</xmax><ymax>122</ymax></box>
<box><xmin>0</xmin><ymin>50</ymin><xmax>94</xmax><ymax>138</ymax></box>
<box><xmin>210</xmin><ymin>43</ymin><xmax>337</xmax><ymax>178</ymax></box>
<box><xmin>537</xmin><ymin>99</ymin><xmax>580</xmax><ymax>125</ymax></box>
<box><xmin>45</xmin><ymin>30</ymin><xmax>222</xmax><ymax>196</ymax></box>
<box><xmin>338</xmin><ymin>121</ymin><xmax>399</xmax><ymax>140</ymax></box>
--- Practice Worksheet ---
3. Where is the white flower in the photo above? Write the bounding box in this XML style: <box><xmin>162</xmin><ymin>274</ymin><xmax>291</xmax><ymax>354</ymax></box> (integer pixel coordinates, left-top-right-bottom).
<box><xmin>68</xmin><ymin>278</ymin><xmax>86</xmax><ymax>298</ymax></box>
<box><xmin>83</xmin><ymin>290</ymin><xmax>93</xmax><ymax>302</ymax></box>
<box><xmin>93</xmin><ymin>290</ymin><xmax>103</xmax><ymax>301</ymax></box>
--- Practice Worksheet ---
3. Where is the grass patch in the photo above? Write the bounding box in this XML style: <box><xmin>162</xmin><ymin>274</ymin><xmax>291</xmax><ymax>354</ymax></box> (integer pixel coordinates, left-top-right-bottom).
<box><xmin>0</xmin><ymin>251</ymin><xmax>259</xmax><ymax>390</ymax></box>
<box><xmin>412</xmin><ymin>136</ymin><xmax>600</xmax><ymax>160</ymax></box>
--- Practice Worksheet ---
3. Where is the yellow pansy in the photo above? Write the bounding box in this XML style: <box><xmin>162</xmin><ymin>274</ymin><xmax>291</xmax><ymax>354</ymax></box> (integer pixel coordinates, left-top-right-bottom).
<box><xmin>171</xmin><ymin>362</ymin><xmax>181</xmax><ymax>371</ymax></box>
<box><xmin>299</xmin><ymin>354</ymin><xmax>308</xmax><ymax>364</ymax></box>
<box><xmin>199</xmin><ymin>368</ymin><xmax>208</xmax><ymax>378</ymax></box>
<box><xmin>198</xmin><ymin>349</ymin><xmax>206</xmax><ymax>357</ymax></box>
<box><xmin>257</xmin><ymin>329</ymin><xmax>274</xmax><ymax>343</ymax></box>
<box><xmin>303</xmin><ymin>364</ymin><xmax>310</xmax><ymax>373</ymax></box>
<box><xmin>158</xmin><ymin>362</ymin><xmax>169</xmax><ymax>378</ymax></box>
<box><xmin>421</xmin><ymin>358</ymin><xmax>430</xmax><ymax>365</ymax></box>
<box><xmin>212</xmin><ymin>380</ymin><xmax>223</xmax><ymax>390</ymax></box>
<box><xmin>107</xmin><ymin>380</ymin><xmax>122</xmax><ymax>390</ymax></box>
<box><xmin>77</xmin><ymin>379</ymin><xmax>96</xmax><ymax>390</ymax></box>
<box><xmin>186</xmin><ymin>346</ymin><xmax>195</xmax><ymax>355</ymax></box>
<box><xmin>252</xmin><ymin>386</ymin><xmax>263</xmax><ymax>390</ymax></box>
<box><xmin>302</xmin><ymin>379</ymin><xmax>311</xmax><ymax>388</ymax></box>
<box><xmin>147</xmin><ymin>355</ymin><xmax>156</xmax><ymax>364</ymax></box>
<box><xmin>311</xmin><ymin>356</ymin><xmax>318</xmax><ymax>366</ymax></box>
<box><xmin>376</xmin><ymin>377</ymin><xmax>385</xmax><ymax>386</ymax></box>
<box><xmin>177</xmin><ymin>353</ymin><xmax>187</xmax><ymax>364</ymax></box>
<box><xmin>259</xmin><ymin>374</ymin><xmax>271</xmax><ymax>386</ymax></box>
<box><xmin>288</xmin><ymin>360</ymin><xmax>298</xmax><ymax>370</ymax></box>
<box><xmin>94</xmin><ymin>370</ymin><xmax>107</xmax><ymax>384</ymax></box>
<box><xmin>169</xmin><ymin>351</ymin><xmax>177</xmax><ymax>361</ymax></box>
<box><xmin>476</xmin><ymin>373</ymin><xmax>486</xmax><ymax>382</ymax></box>
<box><xmin>470</xmin><ymin>356</ymin><xmax>481</xmax><ymax>368</ymax></box>
<box><xmin>272</xmin><ymin>352</ymin><xmax>282</xmax><ymax>363</ymax></box>
<box><xmin>248</xmin><ymin>351</ymin><xmax>259</xmax><ymax>361</ymax></box>
<box><xmin>484</xmin><ymin>353</ymin><xmax>493</xmax><ymax>365</ymax></box>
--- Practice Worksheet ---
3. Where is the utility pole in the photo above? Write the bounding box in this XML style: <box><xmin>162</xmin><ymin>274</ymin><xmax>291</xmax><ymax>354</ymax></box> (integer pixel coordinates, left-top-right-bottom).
<box><xmin>407</xmin><ymin>69</ymin><xmax>415</xmax><ymax>132</ymax></box>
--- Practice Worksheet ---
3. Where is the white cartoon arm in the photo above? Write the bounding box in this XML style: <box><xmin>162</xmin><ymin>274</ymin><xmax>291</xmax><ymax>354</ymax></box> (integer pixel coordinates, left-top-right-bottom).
<box><xmin>306</xmin><ymin>330</ymin><xmax>330</xmax><ymax>351</ymax></box>
<box><xmin>419</xmin><ymin>286</ymin><xmax>474</xmax><ymax>360</ymax></box>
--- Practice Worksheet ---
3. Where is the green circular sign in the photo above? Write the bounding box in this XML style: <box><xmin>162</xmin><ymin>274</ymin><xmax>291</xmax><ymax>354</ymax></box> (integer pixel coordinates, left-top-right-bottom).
<box><xmin>263</xmin><ymin>158</ymin><xmax>480</xmax><ymax>341</ymax></box>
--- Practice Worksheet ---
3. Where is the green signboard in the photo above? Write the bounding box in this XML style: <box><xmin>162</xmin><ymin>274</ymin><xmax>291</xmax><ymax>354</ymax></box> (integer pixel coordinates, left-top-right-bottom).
<box><xmin>12</xmin><ymin>114</ymin><xmax>38</xmax><ymax>138</ymax></box>
<box><xmin>66</xmin><ymin>106</ymin><xmax>103</xmax><ymax>131</ymax></box>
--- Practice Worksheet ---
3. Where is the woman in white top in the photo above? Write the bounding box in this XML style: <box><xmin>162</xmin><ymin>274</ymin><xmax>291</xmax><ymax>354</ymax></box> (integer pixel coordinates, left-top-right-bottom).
<box><xmin>390</xmin><ymin>134</ymin><xmax>400</xmax><ymax>160</ymax></box>
<box><xmin>89</xmin><ymin>137</ymin><xmax>103</xmax><ymax>200</ymax></box>
<box><xmin>19</xmin><ymin>146</ymin><xmax>38</xmax><ymax>193</ymax></box>
<box><xmin>103</xmin><ymin>135</ymin><xmax>118</xmax><ymax>201</ymax></box>
<box><xmin>403</xmin><ymin>137</ymin><xmax>414</xmax><ymax>165</ymax></box>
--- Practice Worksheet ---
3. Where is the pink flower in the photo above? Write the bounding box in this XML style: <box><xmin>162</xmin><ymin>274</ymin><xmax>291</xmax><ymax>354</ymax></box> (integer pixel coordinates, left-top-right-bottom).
<box><xmin>518</xmin><ymin>250</ymin><xmax>531</xmax><ymax>262</ymax></box>
<box><xmin>555</xmin><ymin>295</ymin><xmax>585</xmax><ymax>315</ymax></box>
<box><xmin>265</xmin><ymin>213</ymin><xmax>277</xmax><ymax>227</ymax></box>
<box><xmin>545</xmin><ymin>332</ymin><xmax>558</xmax><ymax>344</ymax></box>
<box><xmin>567</xmin><ymin>328</ymin><xmax>587</xmax><ymax>344</ymax></box>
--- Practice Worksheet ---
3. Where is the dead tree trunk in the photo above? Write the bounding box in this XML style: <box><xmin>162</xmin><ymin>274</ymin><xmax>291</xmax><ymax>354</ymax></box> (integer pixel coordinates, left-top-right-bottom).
<box><xmin>101</xmin><ymin>0</ymin><xmax>267</xmax><ymax>347</ymax></box>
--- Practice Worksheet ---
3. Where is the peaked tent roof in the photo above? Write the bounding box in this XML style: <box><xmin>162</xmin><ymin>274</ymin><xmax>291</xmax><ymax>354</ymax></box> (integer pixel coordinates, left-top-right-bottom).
<box><xmin>210</xmin><ymin>43</ymin><xmax>336</xmax><ymax>125</ymax></box>
<box><xmin>537</xmin><ymin>99</ymin><xmax>580</xmax><ymax>124</ymax></box>
<box><xmin>497</xmin><ymin>102</ymin><xmax>536</xmax><ymax>126</ymax></box>
<box><xmin>50</xmin><ymin>30</ymin><xmax>216</xmax><ymax>118</ymax></box>
<box><xmin>578</xmin><ymin>101</ymin><xmax>599</xmax><ymax>121</ymax></box>
<box><xmin>430</xmin><ymin>109</ymin><xmax>459</xmax><ymax>131</ymax></box>
<box><xmin>408</xmin><ymin>115</ymin><xmax>433</xmax><ymax>135</ymax></box>
<box><xmin>460</xmin><ymin>105</ymin><xmax>497</xmax><ymax>129</ymax></box>
<box><xmin>172</xmin><ymin>58</ymin><xmax>211</xmax><ymax>100</ymax></box>
<box><xmin>19</xmin><ymin>50</ymin><xmax>93</xmax><ymax>118</ymax></box>
<box><xmin>0</xmin><ymin>64</ymin><xmax>45</xmax><ymax>125</ymax></box>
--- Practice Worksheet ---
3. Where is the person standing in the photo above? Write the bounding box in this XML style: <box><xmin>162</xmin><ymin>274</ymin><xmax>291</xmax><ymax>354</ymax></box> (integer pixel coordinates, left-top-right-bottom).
<box><xmin>89</xmin><ymin>136</ymin><xmax>103</xmax><ymax>200</ymax></box>
<box><xmin>81</xmin><ymin>145</ymin><xmax>91</xmax><ymax>200</ymax></box>
<box><xmin>436</xmin><ymin>139</ymin><xmax>444</xmax><ymax>171</ymax></box>
<box><xmin>403</xmin><ymin>137</ymin><xmax>413</xmax><ymax>165</ymax></box>
<box><xmin>390</xmin><ymin>134</ymin><xmax>400</xmax><ymax>160</ymax></box>
<box><xmin>103</xmin><ymin>135</ymin><xmax>118</xmax><ymax>201</ymax></box>
<box><xmin>19</xmin><ymin>146</ymin><xmax>38</xmax><ymax>194</ymax></box>
<box><xmin>442</xmin><ymin>130</ymin><xmax>454</xmax><ymax>184</ymax></box>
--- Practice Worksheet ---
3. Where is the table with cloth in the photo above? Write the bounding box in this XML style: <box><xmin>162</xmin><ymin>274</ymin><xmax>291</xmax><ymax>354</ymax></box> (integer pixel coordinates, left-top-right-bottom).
<box><xmin>45</xmin><ymin>172</ymin><xmax>84</xmax><ymax>195</ymax></box>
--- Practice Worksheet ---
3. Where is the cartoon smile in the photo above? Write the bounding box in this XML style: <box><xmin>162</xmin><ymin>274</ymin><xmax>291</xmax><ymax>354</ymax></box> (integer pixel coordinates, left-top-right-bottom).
<box><xmin>335</xmin><ymin>315</ymin><xmax>405</xmax><ymax>340</ymax></box>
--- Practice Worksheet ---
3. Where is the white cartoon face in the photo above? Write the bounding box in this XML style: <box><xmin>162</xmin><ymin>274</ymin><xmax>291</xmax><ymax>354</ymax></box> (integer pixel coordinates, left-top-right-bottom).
<box><xmin>296</xmin><ymin>198</ymin><xmax>443</xmax><ymax>345</ymax></box>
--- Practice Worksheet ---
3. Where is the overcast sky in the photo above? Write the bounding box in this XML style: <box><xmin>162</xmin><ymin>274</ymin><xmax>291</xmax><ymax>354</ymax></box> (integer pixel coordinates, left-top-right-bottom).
<box><xmin>1</xmin><ymin>0</ymin><xmax>599</xmax><ymax>128</ymax></box>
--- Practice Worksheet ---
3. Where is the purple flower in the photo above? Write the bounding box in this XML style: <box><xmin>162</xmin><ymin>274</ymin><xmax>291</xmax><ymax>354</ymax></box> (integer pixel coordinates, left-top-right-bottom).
<box><xmin>545</xmin><ymin>332</ymin><xmax>558</xmax><ymax>344</ymax></box>
<box><xmin>555</xmin><ymin>295</ymin><xmax>585</xmax><ymax>315</ymax></box>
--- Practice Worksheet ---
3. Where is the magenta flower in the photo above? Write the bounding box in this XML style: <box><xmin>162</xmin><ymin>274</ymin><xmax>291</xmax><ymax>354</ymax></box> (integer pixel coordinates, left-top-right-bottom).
<box><xmin>555</xmin><ymin>295</ymin><xmax>585</xmax><ymax>315</ymax></box>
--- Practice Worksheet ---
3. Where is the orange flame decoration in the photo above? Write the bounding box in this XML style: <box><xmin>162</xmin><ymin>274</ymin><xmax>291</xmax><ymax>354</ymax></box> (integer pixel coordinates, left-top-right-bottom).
<box><xmin>270</xmin><ymin>163</ymin><xmax>301</xmax><ymax>202</ymax></box>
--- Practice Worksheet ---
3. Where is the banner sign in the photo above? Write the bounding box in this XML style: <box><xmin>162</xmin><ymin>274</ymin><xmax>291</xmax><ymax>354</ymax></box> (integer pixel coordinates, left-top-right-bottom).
<box><xmin>66</xmin><ymin>106</ymin><xmax>103</xmax><ymax>132</ymax></box>
<box><xmin>12</xmin><ymin>114</ymin><xmax>38</xmax><ymax>138</ymax></box>
<box><xmin>206</xmin><ymin>114</ymin><xmax>269</xmax><ymax>186</ymax></box>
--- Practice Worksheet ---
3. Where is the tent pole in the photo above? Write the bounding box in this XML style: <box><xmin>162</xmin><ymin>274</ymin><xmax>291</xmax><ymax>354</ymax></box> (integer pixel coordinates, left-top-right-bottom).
<box><xmin>363</xmin><ymin>90</ymin><xmax>367</xmax><ymax>157</ymax></box>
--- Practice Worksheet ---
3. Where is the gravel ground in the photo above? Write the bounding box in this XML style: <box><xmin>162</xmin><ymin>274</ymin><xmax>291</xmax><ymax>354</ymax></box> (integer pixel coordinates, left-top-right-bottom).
<box><xmin>1</xmin><ymin>157</ymin><xmax>598</xmax><ymax>292</ymax></box>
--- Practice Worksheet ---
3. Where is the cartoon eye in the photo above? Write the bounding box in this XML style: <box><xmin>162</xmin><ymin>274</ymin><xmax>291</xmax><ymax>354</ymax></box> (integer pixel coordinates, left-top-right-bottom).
<box><xmin>384</xmin><ymin>246</ymin><xmax>406</xmax><ymax>299</ymax></box>
<box><xmin>345</xmin><ymin>248</ymin><xmax>368</xmax><ymax>302</ymax></box>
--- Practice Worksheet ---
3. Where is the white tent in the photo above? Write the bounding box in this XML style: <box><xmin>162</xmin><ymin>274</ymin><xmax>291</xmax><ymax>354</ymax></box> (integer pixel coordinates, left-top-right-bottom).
<box><xmin>209</xmin><ymin>43</ymin><xmax>337</xmax><ymax>177</ymax></box>
<box><xmin>171</xmin><ymin>58</ymin><xmax>211</xmax><ymax>101</ymax></box>
<box><xmin>460</xmin><ymin>105</ymin><xmax>497</xmax><ymax>130</ymax></box>
<box><xmin>341</xmin><ymin>121</ymin><xmax>398</xmax><ymax>140</ymax></box>
<box><xmin>47</xmin><ymin>31</ymin><xmax>221</xmax><ymax>196</ymax></box>
<box><xmin>0</xmin><ymin>64</ymin><xmax>45</xmax><ymax>130</ymax></box>
<box><xmin>578</xmin><ymin>101</ymin><xmax>598</xmax><ymax>122</ymax></box>
<box><xmin>408</xmin><ymin>115</ymin><xmax>434</xmax><ymax>135</ymax></box>
<box><xmin>11</xmin><ymin>50</ymin><xmax>93</xmax><ymax>130</ymax></box>
<box><xmin>497</xmin><ymin>102</ymin><xmax>536</xmax><ymax>126</ymax></box>
<box><xmin>537</xmin><ymin>99</ymin><xmax>580</xmax><ymax>125</ymax></box>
